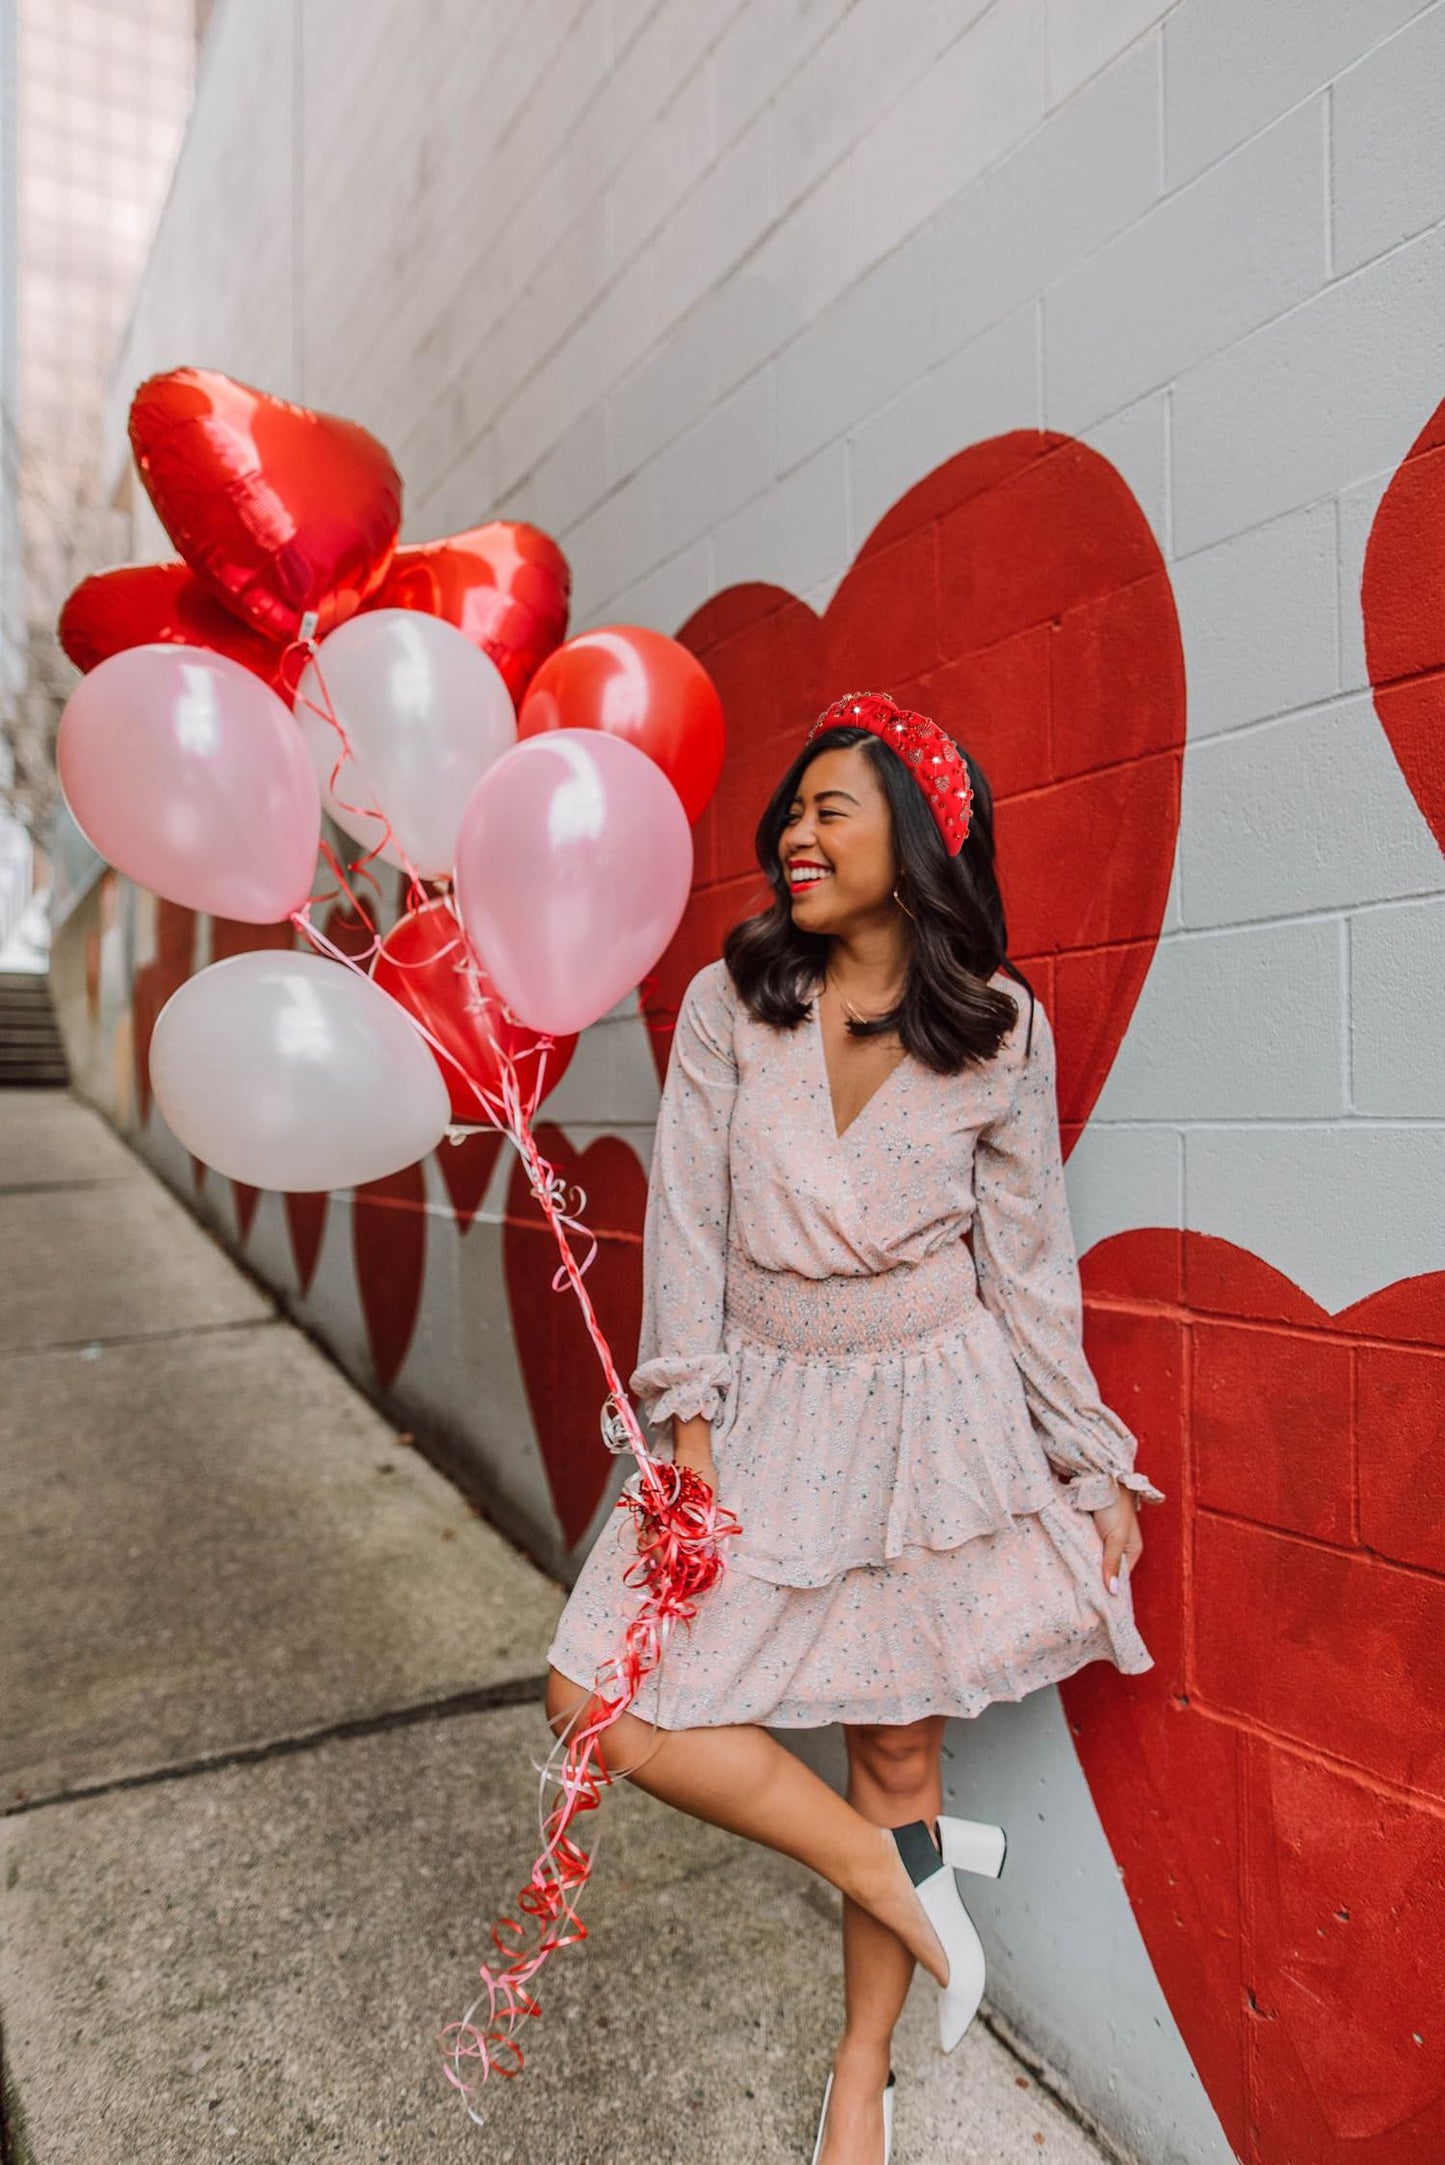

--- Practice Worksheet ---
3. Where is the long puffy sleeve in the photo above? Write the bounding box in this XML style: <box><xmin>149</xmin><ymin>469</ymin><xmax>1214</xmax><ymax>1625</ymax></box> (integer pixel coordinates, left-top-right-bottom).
<box><xmin>628</xmin><ymin>961</ymin><xmax>739</xmax><ymax>1434</ymax></box>
<box><xmin>971</xmin><ymin>994</ymin><xmax>1166</xmax><ymax>1515</ymax></box>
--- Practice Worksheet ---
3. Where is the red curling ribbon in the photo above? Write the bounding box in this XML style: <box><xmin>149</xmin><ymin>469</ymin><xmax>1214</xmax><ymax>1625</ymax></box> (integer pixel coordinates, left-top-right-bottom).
<box><xmin>273</xmin><ymin>627</ymin><xmax>741</xmax><ymax>2115</ymax></box>
<box><xmin>440</xmin><ymin>1458</ymin><xmax>741</xmax><ymax>2115</ymax></box>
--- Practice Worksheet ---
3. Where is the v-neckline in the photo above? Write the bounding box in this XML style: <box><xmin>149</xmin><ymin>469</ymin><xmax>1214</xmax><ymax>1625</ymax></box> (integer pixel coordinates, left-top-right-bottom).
<box><xmin>809</xmin><ymin>995</ymin><xmax>911</xmax><ymax>1143</ymax></box>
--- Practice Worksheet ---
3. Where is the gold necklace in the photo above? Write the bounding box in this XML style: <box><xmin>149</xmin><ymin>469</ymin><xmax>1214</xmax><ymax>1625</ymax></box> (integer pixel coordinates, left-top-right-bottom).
<box><xmin>825</xmin><ymin>971</ymin><xmax>902</xmax><ymax>1028</ymax></box>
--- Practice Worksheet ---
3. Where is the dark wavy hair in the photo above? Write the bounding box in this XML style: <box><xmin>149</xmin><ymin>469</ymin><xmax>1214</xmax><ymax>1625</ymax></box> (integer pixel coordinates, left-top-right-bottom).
<box><xmin>722</xmin><ymin>723</ymin><xmax>1036</xmax><ymax>1072</ymax></box>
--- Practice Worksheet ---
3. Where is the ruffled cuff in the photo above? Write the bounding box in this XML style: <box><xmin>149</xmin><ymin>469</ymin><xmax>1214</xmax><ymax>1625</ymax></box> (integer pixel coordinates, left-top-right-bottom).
<box><xmin>1059</xmin><ymin>1466</ymin><xmax>1167</xmax><ymax>1513</ymax></box>
<box><xmin>629</xmin><ymin>1353</ymin><xmax>734</xmax><ymax>1431</ymax></box>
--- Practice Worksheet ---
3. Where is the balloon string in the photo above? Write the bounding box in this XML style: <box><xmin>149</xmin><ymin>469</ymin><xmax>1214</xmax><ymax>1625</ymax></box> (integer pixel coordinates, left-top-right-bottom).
<box><xmin>277</xmin><ymin>628</ymin><xmax>740</xmax><ymax>2120</ymax></box>
<box><xmin>278</xmin><ymin>629</ymin><xmax>432</xmax><ymax>939</ymax></box>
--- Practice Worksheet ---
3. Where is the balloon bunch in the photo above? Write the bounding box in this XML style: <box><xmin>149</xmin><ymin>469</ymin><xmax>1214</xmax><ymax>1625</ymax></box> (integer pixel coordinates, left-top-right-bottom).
<box><xmin>55</xmin><ymin>368</ymin><xmax>743</xmax><ymax>2105</ymax></box>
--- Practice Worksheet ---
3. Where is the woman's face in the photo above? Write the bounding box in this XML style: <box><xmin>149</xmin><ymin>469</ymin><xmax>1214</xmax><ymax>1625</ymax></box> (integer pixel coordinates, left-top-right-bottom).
<box><xmin>779</xmin><ymin>745</ymin><xmax>898</xmax><ymax>932</ymax></box>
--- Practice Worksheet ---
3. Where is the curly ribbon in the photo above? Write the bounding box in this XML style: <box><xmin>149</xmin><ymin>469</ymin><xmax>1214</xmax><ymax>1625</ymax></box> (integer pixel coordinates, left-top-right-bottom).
<box><xmin>440</xmin><ymin>1459</ymin><xmax>741</xmax><ymax>2116</ymax></box>
<box><xmin>272</xmin><ymin>622</ymin><xmax>743</xmax><ymax>2118</ymax></box>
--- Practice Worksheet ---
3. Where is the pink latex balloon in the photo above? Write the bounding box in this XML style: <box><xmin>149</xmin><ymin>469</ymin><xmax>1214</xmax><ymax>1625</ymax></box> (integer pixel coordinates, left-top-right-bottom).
<box><xmin>56</xmin><ymin>643</ymin><xmax>321</xmax><ymax>922</ymax></box>
<box><xmin>149</xmin><ymin>950</ymin><xmax>451</xmax><ymax>1190</ymax></box>
<box><xmin>455</xmin><ymin>728</ymin><xmax>693</xmax><ymax>1036</ymax></box>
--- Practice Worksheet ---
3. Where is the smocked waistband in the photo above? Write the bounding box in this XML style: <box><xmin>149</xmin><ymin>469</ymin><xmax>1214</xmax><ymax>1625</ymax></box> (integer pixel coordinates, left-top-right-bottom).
<box><xmin>723</xmin><ymin>1239</ymin><xmax>978</xmax><ymax>1359</ymax></box>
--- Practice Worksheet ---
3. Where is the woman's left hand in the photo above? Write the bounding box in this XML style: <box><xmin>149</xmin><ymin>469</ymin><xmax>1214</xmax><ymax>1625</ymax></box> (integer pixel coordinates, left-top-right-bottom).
<box><xmin>1093</xmin><ymin>1487</ymin><xmax>1143</xmax><ymax>1598</ymax></box>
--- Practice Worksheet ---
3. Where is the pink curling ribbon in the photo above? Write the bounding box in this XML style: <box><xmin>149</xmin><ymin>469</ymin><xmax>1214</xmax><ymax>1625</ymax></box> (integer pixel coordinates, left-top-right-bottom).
<box><xmin>275</xmin><ymin>624</ymin><xmax>743</xmax><ymax>2115</ymax></box>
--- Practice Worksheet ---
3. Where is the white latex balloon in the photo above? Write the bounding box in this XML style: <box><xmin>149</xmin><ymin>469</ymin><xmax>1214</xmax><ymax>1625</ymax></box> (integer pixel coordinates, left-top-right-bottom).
<box><xmin>295</xmin><ymin>608</ymin><xmax>516</xmax><ymax>876</ymax></box>
<box><xmin>150</xmin><ymin>950</ymin><xmax>450</xmax><ymax>1190</ymax></box>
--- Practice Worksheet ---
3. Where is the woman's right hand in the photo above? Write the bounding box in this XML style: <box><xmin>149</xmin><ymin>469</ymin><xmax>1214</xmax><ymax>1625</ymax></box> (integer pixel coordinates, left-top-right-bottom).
<box><xmin>669</xmin><ymin>1412</ymin><xmax>717</xmax><ymax>1493</ymax></box>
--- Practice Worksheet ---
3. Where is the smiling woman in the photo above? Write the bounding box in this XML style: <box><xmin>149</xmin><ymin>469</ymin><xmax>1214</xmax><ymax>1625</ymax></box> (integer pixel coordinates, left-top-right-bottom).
<box><xmin>543</xmin><ymin>690</ymin><xmax>1165</xmax><ymax>2165</ymax></box>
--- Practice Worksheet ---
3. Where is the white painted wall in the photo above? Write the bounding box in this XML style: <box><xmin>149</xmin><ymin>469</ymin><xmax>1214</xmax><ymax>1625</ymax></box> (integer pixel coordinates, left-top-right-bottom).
<box><xmin>84</xmin><ymin>6</ymin><xmax>1445</xmax><ymax>2160</ymax></box>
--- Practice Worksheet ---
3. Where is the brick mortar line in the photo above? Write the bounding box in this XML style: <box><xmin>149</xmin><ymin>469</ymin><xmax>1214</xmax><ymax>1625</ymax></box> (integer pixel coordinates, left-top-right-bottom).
<box><xmin>3</xmin><ymin>1673</ymin><xmax>549</xmax><ymax>1820</ymax></box>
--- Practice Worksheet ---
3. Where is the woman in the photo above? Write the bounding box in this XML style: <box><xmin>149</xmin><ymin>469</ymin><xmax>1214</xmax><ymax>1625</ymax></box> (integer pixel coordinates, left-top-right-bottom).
<box><xmin>545</xmin><ymin>692</ymin><xmax>1165</xmax><ymax>2165</ymax></box>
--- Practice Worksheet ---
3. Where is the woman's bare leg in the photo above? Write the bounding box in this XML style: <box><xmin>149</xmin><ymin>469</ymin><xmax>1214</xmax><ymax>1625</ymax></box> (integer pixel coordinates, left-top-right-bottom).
<box><xmin>544</xmin><ymin>1668</ymin><xmax>949</xmax><ymax>1987</ymax></box>
<box><xmin>816</xmin><ymin>1717</ymin><xmax>948</xmax><ymax>2164</ymax></box>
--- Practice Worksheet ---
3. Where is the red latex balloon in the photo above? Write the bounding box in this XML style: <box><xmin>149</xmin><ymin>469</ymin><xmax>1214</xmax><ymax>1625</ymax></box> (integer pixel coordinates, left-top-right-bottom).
<box><xmin>517</xmin><ymin>625</ymin><xmax>725</xmax><ymax>823</ymax></box>
<box><xmin>367</xmin><ymin>521</ymin><xmax>571</xmax><ymax>707</ymax></box>
<box><xmin>371</xmin><ymin>899</ymin><xmax>577</xmax><ymax>1124</ymax></box>
<box><xmin>59</xmin><ymin>561</ymin><xmax>289</xmax><ymax>692</ymax></box>
<box><xmin>128</xmin><ymin>367</ymin><xmax>402</xmax><ymax>643</ymax></box>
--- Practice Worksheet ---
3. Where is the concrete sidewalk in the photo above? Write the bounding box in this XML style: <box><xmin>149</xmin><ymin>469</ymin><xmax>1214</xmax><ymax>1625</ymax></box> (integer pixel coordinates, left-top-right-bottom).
<box><xmin>0</xmin><ymin>1091</ymin><xmax>1113</xmax><ymax>2164</ymax></box>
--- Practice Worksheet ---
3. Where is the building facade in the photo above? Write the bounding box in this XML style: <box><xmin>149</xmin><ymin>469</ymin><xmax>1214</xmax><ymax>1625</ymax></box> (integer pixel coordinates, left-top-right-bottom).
<box><xmin>48</xmin><ymin>5</ymin><xmax>1445</xmax><ymax>2161</ymax></box>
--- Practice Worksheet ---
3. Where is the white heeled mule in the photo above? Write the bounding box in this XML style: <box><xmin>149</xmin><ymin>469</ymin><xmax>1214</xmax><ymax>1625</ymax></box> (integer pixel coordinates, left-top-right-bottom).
<box><xmin>937</xmin><ymin>1812</ymin><xmax>1008</xmax><ymax>1880</ymax></box>
<box><xmin>890</xmin><ymin>1816</ymin><xmax>1000</xmax><ymax>2052</ymax></box>
<box><xmin>810</xmin><ymin>2067</ymin><xmax>895</xmax><ymax>2165</ymax></box>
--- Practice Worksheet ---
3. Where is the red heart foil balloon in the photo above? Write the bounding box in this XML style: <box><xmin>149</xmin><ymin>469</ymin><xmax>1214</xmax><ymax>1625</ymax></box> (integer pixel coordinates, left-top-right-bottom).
<box><xmin>501</xmin><ymin>1124</ymin><xmax>647</xmax><ymax>1550</ymax></box>
<box><xmin>370</xmin><ymin>899</ymin><xmax>578</xmax><ymax>1125</ymax></box>
<box><xmin>367</xmin><ymin>520</ymin><xmax>571</xmax><ymax>707</ymax></box>
<box><xmin>128</xmin><ymin>367</ymin><xmax>402</xmax><ymax>643</ymax></box>
<box><xmin>1064</xmin><ymin>1232</ymin><xmax>1445</xmax><ymax>2162</ymax></box>
<box><xmin>648</xmin><ymin>430</ymin><xmax>1185</xmax><ymax>1147</ymax></box>
<box><xmin>59</xmin><ymin>561</ymin><xmax>290</xmax><ymax>692</ymax></box>
<box><xmin>1362</xmin><ymin>393</ymin><xmax>1445</xmax><ymax>852</ymax></box>
<box><xmin>518</xmin><ymin>624</ymin><xmax>726</xmax><ymax>824</ymax></box>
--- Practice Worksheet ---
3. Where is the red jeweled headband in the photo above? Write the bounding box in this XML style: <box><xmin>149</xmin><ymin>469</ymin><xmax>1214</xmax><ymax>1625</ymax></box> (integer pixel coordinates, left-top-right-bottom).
<box><xmin>804</xmin><ymin>691</ymin><xmax>973</xmax><ymax>855</ymax></box>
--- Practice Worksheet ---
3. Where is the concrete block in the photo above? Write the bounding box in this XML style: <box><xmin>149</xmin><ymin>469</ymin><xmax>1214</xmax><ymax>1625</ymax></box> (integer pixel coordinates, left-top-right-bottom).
<box><xmin>608</xmin><ymin>295</ymin><xmax>722</xmax><ymax>481</ymax></box>
<box><xmin>1063</xmin><ymin>1121</ymin><xmax>1183</xmax><ymax>1258</ymax></box>
<box><xmin>1180</xmin><ymin>695</ymin><xmax>1445</xmax><ymax>929</ymax></box>
<box><xmin>0</xmin><ymin>1090</ymin><xmax>140</xmax><ymax>1191</ymax></box>
<box><xmin>935</xmin><ymin>36</ymin><xmax>1159</xmax><ymax>355</ymax></box>
<box><xmin>525</xmin><ymin>401</ymin><xmax>610</xmax><ymax>539</ymax></box>
<box><xmin>605</xmin><ymin>58</ymin><xmax>713</xmax><ymax>274</ymax></box>
<box><xmin>585</xmin><ymin>533</ymin><xmax>713</xmax><ymax>635</ymax></box>
<box><xmin>649</xmin><ymin>368</ymin><xmax>774</xmax><ymax>568</ymax></box>
<box><xmin>1044</xmin><ymin>0</ymin><xmax>1172</xmax><ymax>106</ymax></box>
<box><xmin>851</xmin><ymin>0</ymin><xmax>1047</xmax><ymax>278</ymax></box>
<box><xmin>1078</xmin><ymin>388</ymin><xmax>1169</xmax><ymax>554</ymax></box>
<box><xmin>1171</xmin><ymin>501</ymin><xmax>1339</xmax><ymax>738</ymax></box>
<box><xmin>0</xmin><ymin>1180</ymin><xmax>272</xmax><ymax>1355</ymax></box>
<box><xmin>1336</xmin><ymin>466</ymin><xmax>1391</xmax><ymax>695</ymax></box>
<box><xmin>1045</xmin><ymin>98</ymin><xmax>1327</xmax><ymax>432</ymax></box>
<box><xmin>1332</xmin><ymin>3</ymin><xmax>1445</xmax><ymax>274</ymax></box>
<box><xmin>848</xmin><ymin>303</ymin><xmax>1040</xmax><ymax>551</ymax></box>
<box><xmin>563</xmin><ymin>464</ymin><xmax>663</xmax><ymax>626</ymax></box>
<box><xmin>710</xmin><ymin>158</ymin><xmax>856</xmax><ymax>396</ymax></box>
<box><xmin>712</xmin><ymin>0</ymin><xmax>852</xmax><ymax>147</ymax></box>
<box><xmin>0</xmin><ymin>1706</ymin><xmax>1106</xmax><ymax>2165</ymax></box>
<box><xmin>494</xmin><ymin>248</ymin><xmax>663</xmax><ymax>503</ymax></box>
<box><xmin>1184</xmin><ymin>1123</ymin><xmax>1445</xmax><ymax>1313</ymax></box>
<box><xmin>771</xmin><ymin>0</ymin><xmax>937</xmax><ymax>218</ymax></box>
<box><xmin>774</xmin><ymin>229</ymin><xmax>933</xmax><ymax>473</ymax></box>
<box><xmin>1171</xmin><ymin>220</ymin><xmax>1445</xmax><ymax>556</ymax></box>
<box><xmin>654</xmin><ymin>104</ymin><xmax>775</xmax><ymax>330</ymax></box>
<box><xmin>0</xmin><ymin>1327</ymin><xmax>563</xmax><ymax>1802</ymax></box>
<box><xmin>711</xmin><ymin>438</ymin><xmax>849</xmax><ymax>599</ymax></box>
<box><xmin>1092</xmin><ymin>918</ymin><xmax>1347</xmax><ymax>1122</ymax></box>
<box><xmin>1162</xmin><ymin>0</ymin><xmax>1425</xmax><ymax>190</ymax></box>
<box><xmin>1350</xmin><ymin>895</ymin><xmax>1445</xmax><ymax>1117</ymax></box>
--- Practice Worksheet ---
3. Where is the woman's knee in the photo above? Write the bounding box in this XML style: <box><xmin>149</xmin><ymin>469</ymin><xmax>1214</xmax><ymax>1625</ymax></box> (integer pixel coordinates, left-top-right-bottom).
<box><xmin>544</xmin><ymin>1665</ymin><xmax>591</xmax><ymax>1739</ymax></box>
<box><xmin>845</xmin><ymin>1717</ymin><xmax>942</xmax><ymax>1798</ymax></box>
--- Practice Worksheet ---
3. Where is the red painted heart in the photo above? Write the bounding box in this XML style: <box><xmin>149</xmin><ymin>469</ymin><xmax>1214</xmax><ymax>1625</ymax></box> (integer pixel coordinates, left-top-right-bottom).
<box><xmin>129</xmin><ymin>367</ymin><xmax>402</xmax><ymax>644</ymax></box>
<box><xmin>1063</xmin><ymin>1230</ymin><xmax>1445</xmax><ymax>2162</ymax></box>
<box><xmin>653</xmin><ymin>431</ymin><xmax>1185</xmax><ymax>1148</ymax></box>
<box><xmin>58</xmin><ymin>561</ymin><xmax>290</xmax><ymax>691</ymax></box>
<box><xmin>353</xmin><ymin>1160</ymin><xmax>429</xmax><ymax>1391</ymax></box>
<box><xmin>501</xmin><ymin>1124</ymin><xmax>647</xmax><ymax>1550</ymax></box>
<box><xmin>1362</xmin><ymin>394</ymin><xmax>1445</xmax><ymax>853</ymax></box>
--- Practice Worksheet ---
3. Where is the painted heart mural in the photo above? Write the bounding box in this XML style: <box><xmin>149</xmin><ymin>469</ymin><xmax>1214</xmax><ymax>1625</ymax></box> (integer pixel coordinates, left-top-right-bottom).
<box><xmin>1063</xmin><ymin>1233</ymin><xmax>1445</xmax><ymax>2162</ymax></box>
<box><xmin>648</xmin><ymin>431</ymin><xmax>1186</xmax><ymax>1150</ymax></box>
<box><xmin>501</xmin><ymin>1125</ymin><xmax>647</xmax><ymax>1548</ymax></box>
<box><xmin>1053</xmin><ymin>404</ymin><xmax>1445</xmax><ymax>2163</ymax></box>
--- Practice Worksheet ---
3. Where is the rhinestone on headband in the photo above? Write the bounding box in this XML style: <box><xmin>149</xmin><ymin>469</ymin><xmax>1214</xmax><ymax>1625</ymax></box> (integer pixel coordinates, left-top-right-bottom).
<box><xmin>804</xmin><ymin>691</ymin><xmax>973</xmax><ymax>855</ymax></box>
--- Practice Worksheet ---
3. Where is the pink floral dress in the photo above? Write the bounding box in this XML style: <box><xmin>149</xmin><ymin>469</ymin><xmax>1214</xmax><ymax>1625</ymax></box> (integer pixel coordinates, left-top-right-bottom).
<box><xmin>546</xmin><ymin>959</ymin><xmax>1166</xmax><ymax>1729</ymax></box>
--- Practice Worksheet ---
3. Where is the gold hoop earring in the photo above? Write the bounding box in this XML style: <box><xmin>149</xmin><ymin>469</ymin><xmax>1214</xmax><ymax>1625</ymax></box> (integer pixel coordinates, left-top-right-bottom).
<box><xmin>892</xmin><ymin>884</ymin><xmax>915</xmax><ymax>921</ymax></box>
